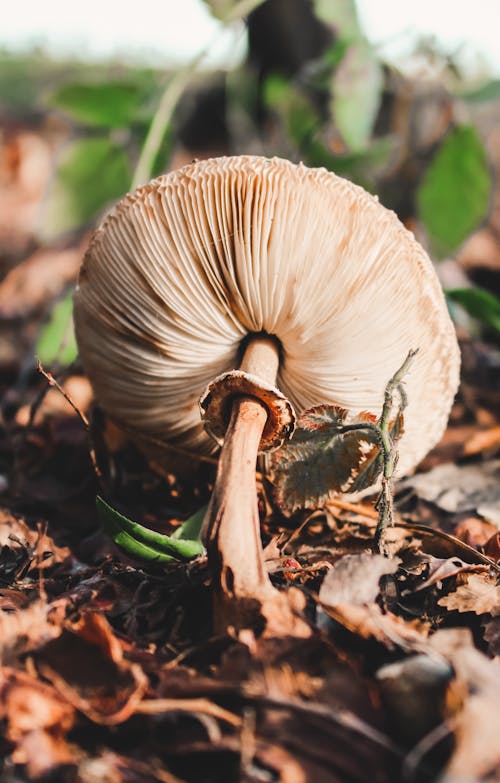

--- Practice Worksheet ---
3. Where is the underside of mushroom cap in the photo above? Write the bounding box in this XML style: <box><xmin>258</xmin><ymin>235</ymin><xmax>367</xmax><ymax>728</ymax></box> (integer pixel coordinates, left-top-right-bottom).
<box><xmin>74</xmin><ymin>155</ymin><xmax>460</xmax><ymax>480</ymax></box>
<box><xmin>200</xmin><ymin>369</ymin><xmax>296</xmax><ymax>451</ymax></box>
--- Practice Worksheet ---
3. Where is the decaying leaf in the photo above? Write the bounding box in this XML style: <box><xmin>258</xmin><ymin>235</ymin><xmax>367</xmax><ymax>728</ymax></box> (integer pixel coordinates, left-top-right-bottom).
<box><xmin>319</xmin><ymin>553</ymin><xmax>400</xmax><ymax>606</ymax></box>
<box><xmin>0</xmin><ymin>667</ymin><xmax>75</xmax><ymax>779</ymax></box>
<box><xmin>430</xmin><ymin>629</ymin><xmax>500</xmax><ymax>781</ymax></box>
<box><xmin>271</xmin><ymin>406</ymin><xmax>402</xmax><ymax>512</ymax></box>
<box><xmin>36</xmin><ymin>612</ymin><xmax>148</xmax><ymax>725</ymax></box>
<box><xmin>438</xmin><ymin>573</ymin><xmax>500</xmax><ymax>615</ymax></box>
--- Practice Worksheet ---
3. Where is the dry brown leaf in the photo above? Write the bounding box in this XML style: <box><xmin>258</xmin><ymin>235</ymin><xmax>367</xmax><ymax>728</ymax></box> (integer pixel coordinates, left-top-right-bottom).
<box><xmin>323</xmin><ymin>603</ymin><xmax>430</xmax><ymax>649</ymax></box>
<box><xmin>438</xmin><ymin>573</ymin><xmax>500</xmax><ymax>615</ymax></box>
<box><xmin>412</xmin><ymin>557</ymin><xmax>488</xmax><ymax>593</ymax></box>
<box><xmin>0</xmin><ymin>242</ymin><xmax>84</xmax><ymax>319</ymax></box>
<box><xmin>463</xmin><ymin>425</ymin><xmax>500</xmax><ymax>457</ymax></box>
<box><xmin>430</xmin><ymin>629</ymin><xmax>500</xmax><ymax>781</ymax></box>
<box><xmin>36</xmin><ymin>612</ymin><xmax>148</xmax><ymax>725</ymax></box>
<box><xmin>0</xmin><ymin>601</ymin><xmax>66</xmax><ymax>664</ymax></box>
<box><xmin>0</xmin><ymin>667</ymin><xmax>75</xmax><ymax>779</ymax></box>
<box><xmin>319</xmin><ymin>553</ymin><xmax>400</xmax><ymax>606</ymax></box>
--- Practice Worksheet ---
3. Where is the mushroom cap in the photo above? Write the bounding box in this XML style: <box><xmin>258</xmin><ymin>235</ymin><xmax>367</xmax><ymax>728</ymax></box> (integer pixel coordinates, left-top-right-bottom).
<box><xmin>74</xmin><ymin>155</ymin><xmax>460</xmax><ymax>477</ymax></box>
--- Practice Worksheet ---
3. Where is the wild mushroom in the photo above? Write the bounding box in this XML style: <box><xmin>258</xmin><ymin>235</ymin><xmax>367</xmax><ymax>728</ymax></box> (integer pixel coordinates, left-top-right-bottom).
<box><xmin>74</xmin><ymin>155</ymin><xmax>460</xmax><ymax>631</ymax></box>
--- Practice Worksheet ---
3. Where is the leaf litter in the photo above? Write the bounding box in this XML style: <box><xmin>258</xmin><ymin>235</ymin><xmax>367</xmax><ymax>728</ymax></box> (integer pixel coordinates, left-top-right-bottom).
<box><xmin>1</xmin><ymin>341</ymin><xmax>500</xmax><ymax>781</ymax></box>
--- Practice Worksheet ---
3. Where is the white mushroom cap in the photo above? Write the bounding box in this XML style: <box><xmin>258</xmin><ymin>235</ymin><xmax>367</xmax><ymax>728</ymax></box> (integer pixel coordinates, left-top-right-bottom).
<box><xmin>74</xmin><ymin>155</ymin><xmax>460</xmax><ymax>477</ymax></box>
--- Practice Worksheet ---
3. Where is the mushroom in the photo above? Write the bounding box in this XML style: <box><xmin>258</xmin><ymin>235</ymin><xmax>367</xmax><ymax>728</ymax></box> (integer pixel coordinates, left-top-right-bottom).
<box><xmin>74</xmin><ymin>155</ymin><xmax>460</xmax><ymax>631</ymax></box>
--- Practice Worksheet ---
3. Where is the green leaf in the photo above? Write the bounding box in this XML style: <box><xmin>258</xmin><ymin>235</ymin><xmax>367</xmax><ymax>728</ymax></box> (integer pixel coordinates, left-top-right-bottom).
<box><xmin>96</xmin><ymin>496</ymin><xmax>204</xmax><ymax>562</ymax></box>
<box><xmin>201</xmin><ymin>0</ymin><xmax>265</xmax><ymax>22</ymax></box>
<box><xmin>447</xmin><ymin>287</ymin><xmax>500</xmax><ymax>332</ymax></box>
<box><xmin>331</xmin><ymin>41</ymin><xmax>383</xmax><ymax>152</ymax></box>
<box><xmin>171</xmin><ymin>506</ymin><xmax>207</xmax><ymax>541</ymax></box>
<box><xmin>36</xmin><ymin>291</ymin><xmax>78</xmax><ymax>366</ymax></box>
<box><xmin>270</xmin><ymin>406</ymin><xmax>381</xmax><ymax>513</ymax></box>
<box><xmin>263</xmin><ymin>75</ymin><xmax>319</xmax><ymax>147</ymax></box>
<box><xmin>41</xmin><ymin>137</ymin><xmax>131</xmax><ymax>240</ymax></box>
<box><xmin>417</xmin><ymin>125</ymin><xmax>491</xmax><ymax>258</ymax></box>
<box><xmin>48</xmin><ymin>82</ymin><xmax>145</xmax><ymax>128</ymax></box>
<box><xmin>312</xmin><ymin>0</ymin><xmax>361</xmax><ymax>38</ymax></box>
<box><xmin>459</xmin><ymin>80</ymin><xmax>500</xmax><ymax>104</ymax></box>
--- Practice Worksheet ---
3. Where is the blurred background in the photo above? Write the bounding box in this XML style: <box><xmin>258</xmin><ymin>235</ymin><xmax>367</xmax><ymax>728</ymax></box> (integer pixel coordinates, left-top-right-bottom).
<box><xmin>1</xmin><ymin>0</ymin><xmax>500</xmax><ymax>384</ymax></box>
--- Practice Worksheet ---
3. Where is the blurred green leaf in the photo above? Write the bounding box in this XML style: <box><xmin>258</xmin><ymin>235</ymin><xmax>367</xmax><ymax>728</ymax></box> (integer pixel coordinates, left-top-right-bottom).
<box><xmin>36</xmin><ymin>292</ymin><xmax>78</xmax><ymax>367</ymax></box>
<box><xmin>263</xmin><ymin>75</ymin><xmax>319</xmax><ymax>146</ymax></box>
<box><xmin>97</xmin><ymin>496</ymin><xmax>204</xmax><ymax>562</ymax></box>
<box><xmin>313</xmin><ymin>0</ymin><xmax>361</xmax><ymax>38</ymax></box>
<box><xmin>459</xmin><ymin>79</ymin><xmax>500</xmax><ymax>104</ymax></box>
<box><xmin>331</xmin><ymin>41</ymin><xmax>383</xmax><ymax>152</ymax></box>
<box><xmin>202</xmin><ymin>0</ymin><xmax>265</xmax><ymax>22</ymax></box>
<box><xmin>49</xmin><ymin>82</ymin><xmax>145</xmax><ymax>127</ymax></box>
<box><xmin>417</xmin><ymin>125</ymin><xmax>491</xmax><ymax>257</ymax></box>
<box><xmin>42</xmin><ymin>137</ymin><xmax>131</xmax><ymax>240</ymax></box>
<box><xmin>447</xmin><ymin>287</ymin><xmax>500</xmax><ymax>332</ymax></box>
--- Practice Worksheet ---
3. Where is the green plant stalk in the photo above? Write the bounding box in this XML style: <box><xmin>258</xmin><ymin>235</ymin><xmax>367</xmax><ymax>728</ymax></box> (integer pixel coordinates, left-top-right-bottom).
<box><xmin>373</xmin><ymin>349</ymin><xmax>418</xmax><ymax>552</ymax></box>
<box><xmin>132</xmin><ymin>0</ymin><xmax>266</xmax><ymax>188</ymax></box>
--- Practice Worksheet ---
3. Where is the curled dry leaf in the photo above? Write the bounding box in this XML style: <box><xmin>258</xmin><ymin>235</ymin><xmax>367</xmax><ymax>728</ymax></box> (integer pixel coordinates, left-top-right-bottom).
<box><xmin>438</xmin><ymin>573</ymin><xmax>500</xmax><ymax>615</ymax></box>
<box><xmin>0</xmin><ymin>667</ymin><xmax>75</xmax><ymax>779</ymax></box>
<box><xmin>319</xmin><ymin>553</ymin><xmax>400</xmax><ymax>606</ymax></box>
<box><xmin>0</xmin><ymin>600</ymin><xmax>66</xmax><ymax>665</ymax></box>
<box><xmin>318</xmin><ymin>553</ymin><xmax>430</xmax><ymax>649</ymax></box>
<box><xmin>36</xmin><ymin>612</ymin><xmax>148</xmax><ymax>725</ymax></box>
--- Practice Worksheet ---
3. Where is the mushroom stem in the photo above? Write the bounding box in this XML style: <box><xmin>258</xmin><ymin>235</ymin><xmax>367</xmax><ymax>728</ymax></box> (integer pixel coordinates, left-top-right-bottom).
<box><xmin>202</xmin><ymin>336</ymin><xmax>281</xmax><ymax>625</ymax></box>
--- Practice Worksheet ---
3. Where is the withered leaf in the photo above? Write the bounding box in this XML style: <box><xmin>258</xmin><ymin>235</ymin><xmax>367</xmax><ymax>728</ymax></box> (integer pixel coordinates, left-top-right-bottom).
<box><xmin>319</xmin><ymin>553</ymin><xmax>400</xmax><ymax>606</ymax></box>
<box><xmin>271</xmin><ymin>406</ymin><xmax>382</xmax><ymax>512</ymax></box>
<box><xmin>438</xmin><ymin>574</ymin><xmax>500</xmax><ymax>615</ymax></box>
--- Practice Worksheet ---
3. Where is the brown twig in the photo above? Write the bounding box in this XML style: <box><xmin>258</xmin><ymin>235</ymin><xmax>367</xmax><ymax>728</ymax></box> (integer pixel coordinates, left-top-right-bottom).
<box><xmin>36</xmin><ymin>361</ymin><xmax>102</xmax><ymax>479</ymax></box>
<box><xmin>136</xmin><ymin>698</ymin><xmax>242</xmax><ymax>728</ymax></box>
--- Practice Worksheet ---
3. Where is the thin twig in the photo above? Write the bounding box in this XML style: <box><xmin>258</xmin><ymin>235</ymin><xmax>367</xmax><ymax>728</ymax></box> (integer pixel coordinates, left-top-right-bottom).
<box><xmin>36</xmin><ymin>361</ymin><xmax>102</xmax><ymax>479</ymax></box>
<box><xmin>326</xmin><ymin>498</ymin><xmax>379</xmax><ymax>520</ymax></box>
<box><xmin>136</xmin><ymin>698</ymin><xmax>242</xmax><ymax>728</ymax></box>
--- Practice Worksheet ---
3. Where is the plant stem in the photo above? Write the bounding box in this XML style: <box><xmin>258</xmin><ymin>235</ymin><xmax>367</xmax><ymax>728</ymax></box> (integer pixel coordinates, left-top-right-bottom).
<box><xmin>373</xmin><ymin>349</ymin><xmax>418</xmax><ymax>553</ymax></box>
<box><xmin>131</xmin><ymin>0</ymin><xmax>266</xmax><ymax>188</ymax></box>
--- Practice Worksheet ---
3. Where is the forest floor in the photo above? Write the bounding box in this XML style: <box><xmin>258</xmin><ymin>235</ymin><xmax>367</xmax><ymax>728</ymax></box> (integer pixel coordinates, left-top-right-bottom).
<box><xmin>1</xmin><ymin>117</ymin><xmax>500</xmax><ymax>783</ymax></box>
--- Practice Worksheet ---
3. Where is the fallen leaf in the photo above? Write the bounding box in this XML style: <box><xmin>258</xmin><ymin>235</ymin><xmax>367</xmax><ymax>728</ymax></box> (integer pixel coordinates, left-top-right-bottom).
<box><xmin>454</xmin><ymin>516</ymin><xmax>497</xmax><ymax>549</ymax></box>
<box><xmin>430</xmin><ymin>628</ymin><xmax>500</xmax><ymax>780</ymax></box>
<box><xmin>400</xmin><ymin>460</ymin><xmax>500</xmax><ymax>516</ymax></box>
<box><xmin>319</xmin><ymin>553</ymin><xmax>400</xmax><ymax>606</ymax></box>
<box><xmin>36</xmin><ymin>612</ymin><xmax>148</xmax><ymax>724</ymax></box>
<box><xmin>0</xmin><ymin>667</ymin><xmax>75</xmax><ymax>779</ymax></box>
<box><xmin>483</xmin><ymin>617</ymin><xmax>500</xmax><ymax>657</ymax></box>
<box><xmin>0</xmin><ymin>242</ymin><xmax>84</xmax><ymax>319</ymax></box>
<box><xmin>0</xmin><ymin>601</ymin><xmax>66</xmax><ymax>665</ymax></box>
<box><xmin>438</xmin><ymin>573</ymin><xmax>500</xmax><ymax>615</ymax></box>
<box><xmin>411</xmin><ymin>556</ymin><xmax>488</xmax><ymax>593</ymax></box>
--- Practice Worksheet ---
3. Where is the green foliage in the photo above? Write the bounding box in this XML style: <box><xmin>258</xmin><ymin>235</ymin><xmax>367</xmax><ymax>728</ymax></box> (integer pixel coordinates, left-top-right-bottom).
<box><xmin>312</xmin><ymin>0</ymin><xmax>361</xmax><ymax>38</ymax></box>
<box><xmin>96</xmin><ymin>496</ymin><xmax>204</xmax><ymax>563</ymax></box>
<box><xmin>447</xmin><ymin>287</ymin><xmax>500</xmax><ymax>332</ymax></box>
<box><xmin>201</xmin><ymin>0</ymin><xmax>265</xmax><ymax>22</ymax></box>
<box><xmin>36</xmin><ymin>292</ymin><xmax>78</xmax><ymax>367</ymax></box>
<box><xmin>417</xmin><ymin>125</ymin><xmax>491</xmax><ymax>257</ymax></box>
<box><xmin>331</xmin><ymin>40</ymin><xmax>383</xmax><ymax>151</ymax></box>
<box><xmin>42</xmin><ymin>137</ymin><xmax>131</xmax><ymax>240</ymax></box>
<box><xmin>49</xmin><ymin>82</ymin><xmax>146</xmax><ymax>128</ymax></box>
<box><xmin>171</xmin><ymin>505</ymin><xmax>207</xmax><ymax>541</ymax></box>
<box><xmin>459</xmin><ymin>79</ymin><xmax>500</xmax><ymax>104</ymax></box>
